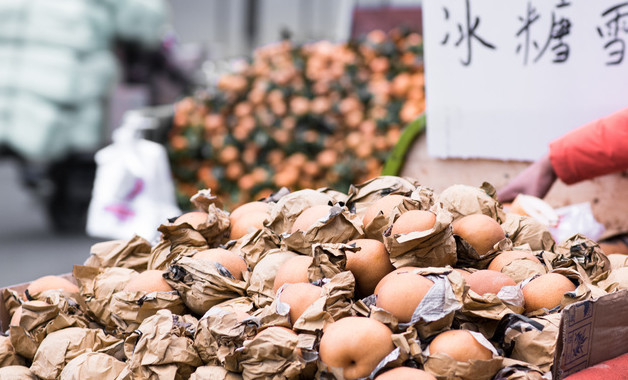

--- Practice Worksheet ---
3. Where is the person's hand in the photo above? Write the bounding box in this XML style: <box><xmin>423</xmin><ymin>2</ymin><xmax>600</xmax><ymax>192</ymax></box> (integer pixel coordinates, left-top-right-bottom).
<box><xmin>497</xmin><ymin>153</ymin><xmax>557</xmax><ymax>203</ymax></box>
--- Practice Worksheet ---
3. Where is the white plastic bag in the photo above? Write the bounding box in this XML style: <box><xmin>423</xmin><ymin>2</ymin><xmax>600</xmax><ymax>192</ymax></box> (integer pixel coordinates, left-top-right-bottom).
<box><xmin>86</xmin><ymin>112</ymin><xmax>180</xmax><ymax>242</ymax></box>
<box><xmin>549</xmin><ymin>202</ymin><xmax>606</xmax><ymax>244</ymax></box>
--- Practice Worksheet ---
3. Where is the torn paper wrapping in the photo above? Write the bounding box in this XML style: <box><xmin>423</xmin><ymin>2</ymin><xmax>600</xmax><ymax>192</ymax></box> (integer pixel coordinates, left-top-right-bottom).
<box><xmin>458</xmin><ymin>285</ymin><xmax>526</xmax><ymax>337</ymax></box>
<box><xmin>281</xmin><ymin>204</ymin><xmax>363</xmax><ymax>255</ymax></box>
<box><xmin>73</xmin><ymin>265</ymin><xmax>138</xmax><ymax>330</ymax></box>
<box><xmin>225</xmin><ymin>228</ymin><xmax>280</xmax><ymax>270</ymax></box>
<box><xmin>499</xmin><ymin>255</ymin><xmax>547</xmax><ymax>284</ymax></box>
<box><xmin>150</xmin><ymin>223</ymin><xmax>210</xmax><ymax>270</ymax></box>
<box><xmin>494</xmin><ymin>313</ymin><xmax>562</xmax><ymax>373</ymax></box>
<box><xmin>266</xmin><ymin>189</ymin><xmax>336</xmax><ymax>234</ymax></box>
<box><xmin>237</xmin><ymin>327</ymin><xmax>304</xmax><ymax>380</ymax></box>
<box><xmin>246</xmin><ymin>250</ymin><xmax>299</xmax><ymax>308</ymax></box>
<box><xmin>194</xmin><ymin>308</ymin><xmax>258</xmax><ymax>367</ymax></box>
<box><xmin>0</xmin><ymin>336</ymin><xmax>24</xmax><ymax>367</ymax></box>
<box><xmin>438</xmin><ymin>182</ymin><xmax>506</xmax><ymax>223</ymax></box>
<box><xmin>190</xmin><ymin>188</ymin><xmax>224</xmax><ymax>212</ymax></box>
<box><xmin>493</xmin><ymin>358</ymin><xmax>546</xmax><ymax>380</ymax></box>
<box><xmin>550</xmin><ymin>234</ymin><xmax>611</xmax><ymax>285</ymax></box>
<box><xmin>59</xmin><ymin>352</ymin><xmax>128</xmax><ymax>380</ymax></box>
<box><xmin>289</xmin><ymin>271</ymin><xmax>355</xmax><ymax>334</ymax></box>
<box><xmin>164</xmin><ymin>256</ymin><xmax>247</xmax><ymax>316</ymax></box>
<box><xmin>383</xmin><ymin>206</ymin><xmax>457</xmax><ymax>268</ymax></box>
<box><xmin>84</xmin><ymin>235</ymin><xmax>152</xmax><ymax>272</ymax></box>
<box><xmin>109</xmin><ymin>290</ymin><xmax>186</xmax><ymax>334</ymax></box>
<box><xmin>2</xmin><ymin>289</ymin><xmax>22</xmax><ymax>328</ymax></box>
<box><xmin>10</xmin><ymin>291</ymin><xmax>92</xmax><ymax>360</ymax></box>
<box><xmin>0</xmin><ymin>365</ymin><xmax>38</xmax><ymax>379</ymax></box>
<box><xmin>597</xmin><ymin>267</ymin><xmax>628</xmax><ymax>292</ymax></box>
<box><xmin>30</xmin><ymin>327</ymin><xmax>122</xmax><ymax>380</ymax></box>
<box><xmin>502</xmin><ymin>214</ymin><xmax>556</xmax><ymax>252</ymax></box>
<box><xmin>345</xmin><ymin>175</ymin><xmax>422</xmax><ymax>218</ymax></box>
<box><xmin>190</xmin><ymin>366</ymin><xmax>243</xmax><ymax>380</ymax></box>
<box><xmin>455</xmin><ymin>236</ymin><xmax>513</xmax><ymax>270</ymax></box>
<box><xmin>424</xmin><ymin>331</ymin><xmax>503</xmax><ymax>380</ymax></box>
<box><xmin>124</xmin><ymin>310</ymin><xmax>202</xmax><ymax>380</ymax></box>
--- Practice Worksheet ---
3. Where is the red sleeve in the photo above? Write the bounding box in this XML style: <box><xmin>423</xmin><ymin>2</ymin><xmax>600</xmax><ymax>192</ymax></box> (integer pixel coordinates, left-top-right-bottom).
<box><xmin>549</xmin><ymin>107</ymin><xmax>628</xmax><ymax>185</ymax></box>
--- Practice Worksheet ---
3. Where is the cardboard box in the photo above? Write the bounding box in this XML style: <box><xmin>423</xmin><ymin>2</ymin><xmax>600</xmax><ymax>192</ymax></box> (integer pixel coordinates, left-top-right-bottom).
<box><xmin>1</xmin><ymin>274</ymin><xmax>627</xmax><ymax>379</ymax></box>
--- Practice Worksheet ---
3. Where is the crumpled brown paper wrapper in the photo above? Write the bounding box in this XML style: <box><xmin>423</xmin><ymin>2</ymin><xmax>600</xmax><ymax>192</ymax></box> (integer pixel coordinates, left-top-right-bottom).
<box><xmin>362</xmin><ymin>187</ymin><xmax>435</xmax><ymax>242</ymax></box>
<box><xmin>2</xmin><ymin>288</ymin><xmax>21</xmax><ymax>329</ymax></box>
<box><xmin>59</xmin><ymin>352</ymin><xmax>128</xmax><ymax>380</ymax></box>
<box><xmin>0</xmin><ymin>336</ymin><xmax>24</xmax><ymax>367</ymax></box>
<box><xmin>438</xmin><ymin>182</ymin><xmax>506</xmax><ymax>223</ymax></box>
<box><xmin>30</xmin><ymin>327</ymin><xmax>122</xmax><ymax>380</ymax></box>
<box><xmin>194</xmin><ymin>307</ymin><xmax>258</xmax><ymax>368</ymax></box>
<box><xmin>279</xmin><ymin>271</ymin><xmax>355</xmax><ymax>334</ymax></box>
<box><xmin>266</xmin><ymin>189</ymin><xmax>336</xmax><ymax>234</ymax></box>
<box><xmin>190</xmin><ymin>188</ymin><xmax>224</xmax><ymax>211</ymax></box>
<box><xmin>84</xmin><ymin>235</ymin><xmax>151</xmax><ymax>272</ymax></box>
<box><xmin>549</xmin><ymin>234</ymin><xmax>611</xmax><ymax>285</ymax></box>
<box><xmin>424</xmin><ymin>330</ymin><xmax>503</xmax><ymax>380</ymax></box>
<box><xmin>493</xmin><ymin>358</ymin><xmax>546</xmax><ymax>380</ymax></box>
<box><xmin>190</xmin><ymin>366</ymin><xmax>243</xmax><ymax>380</ymax></box>
<box><xmin>224</xmin><ymin>227</ymin><xmax>281</xmax><ymax>270</ymax></box>
<box><xmin>455</xmin><ymin>235</ymin><xmax>514</xmax><ymax>270</ymax></box>
<box><xmin>458</xmin><ymin>285</ymin><xmax>526</xmax><ymax>337</ymax></box>
<box><xmin>150</xmin><ymin>223</ymin><xmax>210</xmax><ymax>271</ymax></box>
<box><xmin>124</xmin><ymin>310</ymin><xmax>202</xmax><ymax>380</ymax></box>
<box><xmin>0</xmin><ymin>365</ymin><xmax>38</xmax><ymax>380</ymax></box>
<box><xmin>73</xmin><ymin>265</ymin><xmax>138</xmax><ymax>330</ymax></box>
<box><xmin>10</xmin><ymin>290</ymin><xmax>93</xmax><ymax>360</ymax></box>
<box><xmin>109</xmin><ymin>290</ymin><xmax>186</xmax><ymax>334</ymax></box>
<box><xmin>501</xmin><ymin>214</ymin><xmax>556</xmax><ymax>252</ymax></box>
<box><xmin>493</xmin><ymin>312</ymin><xmax>561</xmax><ymax>373</ymax></box>
<box><xmin>246</xmin><ymin>250</ymin><xmax>300</xmax><ymax>308</ymax></box>
<box><xmin>281</xmin><ymin>204</ymin><xmax>363</xmax><ymax>254</ymax></box>
<box><xmin>383</xmin><ymin>205</ymin><xmax>457</xmax><ymax>268</ymax></box>
<box><xmin>236</xmin><ymin>326</ymin><xmax>305</xmax><ymax>379</ymax></box>
<box><xmin>597</xmin><ymin>266</ymin><xmax>628</xmax><ymax>293</ymax></box>
<box><xmin>164</xmin><ymin>256</ymin><xmax>248</xmax><ymax>316</ymax></box>
<box><xmin>499</xmin><ymin>253</ymin><xmax>548</xmax><ymax>284</ymax></box>
<box><xmin>345</xmin><ymin>176</ymin><xmax>422</xmax><ymax>218</ymax></box>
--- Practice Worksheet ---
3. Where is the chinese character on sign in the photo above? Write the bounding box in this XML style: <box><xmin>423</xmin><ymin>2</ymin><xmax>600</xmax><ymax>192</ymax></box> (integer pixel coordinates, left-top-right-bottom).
<box><xmin>597</xmin><ymin>2</ymin><xmax>628</xmax><ymax>65</ymax></box>
<box><xmin>516</xmin><ymin>1</ymin><xmax>572</xmax><ymax>65</ymax></box>
<box><xmin>440</xmin><ymin>0</ymin><xmax>496</xmax><ymax>66</ymax></box>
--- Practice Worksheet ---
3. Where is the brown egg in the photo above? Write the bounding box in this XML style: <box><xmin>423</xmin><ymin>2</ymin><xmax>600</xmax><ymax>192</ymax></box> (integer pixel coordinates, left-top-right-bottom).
<box><xmin>273</xmin><ymin>255</ymin><xmax>313</xmax><ymax>293</ymax></box>
<box><xmin>230</xmin><ymin>211</ymin><xmax>268</xmax><ymax>240</ymax></box>
<box><xmin>362</xmin><ymin>194</ymin><xmax>405</xmax><ymax>227</ymax></box>
<box><xmin>390</xmin><ymin>210</ymin><xmax>436</xmax><ymax>235</ymax></box>
<box><xmin>453</xmin><ymin>214</ymin><xmax>505</xmax><ymax>255</ymax></box>
<box><xmin>193</xmin><ymin>248</ymin><xmax>248</xmax><ymax>280</ymax></box>
<box><xmin>123</xmin><ymin>270</ymin><xmax>173</xmax><ymax>293</ymax></box>
<box><xmin>466</xmin><ymin>269</ymin><xmax>516</xmax><ymax>296</ymax></box>
<box><xmin>375</xmin><ymin>272</ymin><xmax>434</xmax><ymax>323</ymax></box>
<box><xmin>375</xmin><ymin>367</ymin><xmax>437</xmax><ymax>380</ymax></box>
<box><xmin>428</xmin><ymin>329</ymin><xmax>493</xmax><ymax>361</ymax></box>
<box><xmin>374</xmin><ymin>266</ymin><xmax>421</xmax><ymax>295</ymax></box>
<box><xmin>26</xmin><ymin>275</ymin><xmax>79</xmax><ymax>298</ymax></box>
<box><xmin>230</xmin><ymin>201</ymin><xmax>271</xmax><ymax>221</ymax></box>
<box><xmin>453</xmin><ymin>268</ymin><xmax>472</xmax><ymax>280</ymax></box>
<box><xmin>347</xmin><ymin>239</ymin><xmax>395</xmax><ymax>297</ymax></box>
<box><xmin>319</xmin><ymin>317</ymin><xmax>394</xmax><ymax>380</ymax></box>
<box><xmin>279</xmin><ymin>282</ymin><xmax>322</xmax><ymax>324</ymax></box>
<box><xmin>10</xmin><ymin>300</ymin><xmax>49</xmax><ymax>326</ymax></box>
<box><xmin>488</xmin><ymin>250</ymin><xmax>541</xmax><ymax>272</ymax></box>
<box><xmin>522</xmin><ymin>273</ymin><xmax>576</xmax><ymax>313</ymax></box>
<box><xmin>173</xmin><ymin>211</ymin><xmax>209</xmax><ymax>229</ymax></box>
<box><xmin>291</xmin><ymin>204</ymin><xmax>332</xmax><ymax>233</ymax></box>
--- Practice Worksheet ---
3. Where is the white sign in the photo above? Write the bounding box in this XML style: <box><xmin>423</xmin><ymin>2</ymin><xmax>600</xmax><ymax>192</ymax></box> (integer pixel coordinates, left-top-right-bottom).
<box><xmin>424</xmin><ymin>0</ymin><xmax>628</xmax><ymax>161</ymax></box>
